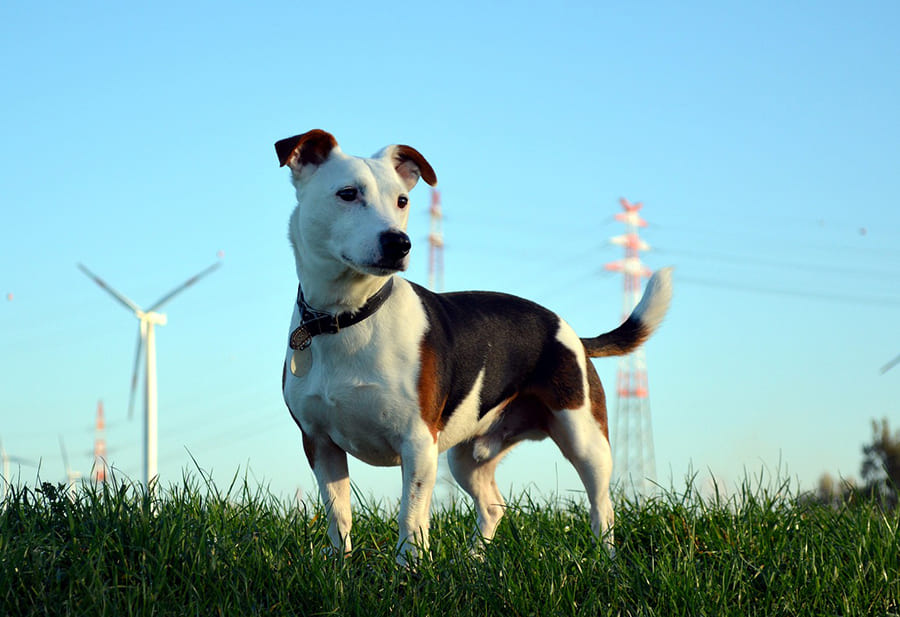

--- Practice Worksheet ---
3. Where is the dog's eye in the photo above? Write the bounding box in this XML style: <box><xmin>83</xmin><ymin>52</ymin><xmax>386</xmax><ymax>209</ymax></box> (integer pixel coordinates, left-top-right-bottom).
<box><xmin>397</xmin><ymin>195</ymin><xmax>409</xmax><ymax>209</ymax></box>
<box><xmin>336</xmin><ymin>187</ymin><xmax>358</xmax><ymax>202</ymax></box>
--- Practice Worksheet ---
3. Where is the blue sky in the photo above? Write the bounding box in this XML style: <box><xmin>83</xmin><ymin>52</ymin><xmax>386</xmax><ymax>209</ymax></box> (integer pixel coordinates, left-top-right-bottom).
<box><xmin>2</xmin><ymin>2</ymin><xmax>898</xmax><ymax>504</ymax></box>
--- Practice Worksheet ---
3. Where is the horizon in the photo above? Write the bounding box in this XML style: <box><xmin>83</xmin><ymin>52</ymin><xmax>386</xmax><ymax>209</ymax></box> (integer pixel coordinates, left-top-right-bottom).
<box><xmin>1</xmin><ymin>2</ymin><xmax>898</xmax><ymax>504</ymax></box>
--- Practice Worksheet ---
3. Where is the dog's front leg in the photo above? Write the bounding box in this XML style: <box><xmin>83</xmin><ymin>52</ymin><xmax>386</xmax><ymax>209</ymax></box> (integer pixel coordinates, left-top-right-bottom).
<box><xmin>303</xmin><ymin>430</ymin><xmax>353</xmax><ymax>556</ymax></box>
<box><xmin>396</xmin><ymin>437</ymin><xmax>439</xmax><ymax>566</ymax></box>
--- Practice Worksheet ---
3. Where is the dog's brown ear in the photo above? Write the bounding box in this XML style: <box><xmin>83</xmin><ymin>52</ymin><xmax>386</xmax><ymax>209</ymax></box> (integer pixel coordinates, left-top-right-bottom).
<box><xmin>391</xmin><ymin>145</ymin><xmax>437</xmax><ymax>190</ymax></box>
<box><xmin>275</xmin><ymin>129</ymin><xmax>338</xmax><ymax>169</ymax></box>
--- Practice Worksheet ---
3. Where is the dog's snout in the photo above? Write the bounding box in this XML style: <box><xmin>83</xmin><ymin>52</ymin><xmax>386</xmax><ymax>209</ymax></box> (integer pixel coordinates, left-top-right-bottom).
<box><xmin>380</xmin><ymin>230</ymin><xmax>411</xmax><ymax>260</ymax></box>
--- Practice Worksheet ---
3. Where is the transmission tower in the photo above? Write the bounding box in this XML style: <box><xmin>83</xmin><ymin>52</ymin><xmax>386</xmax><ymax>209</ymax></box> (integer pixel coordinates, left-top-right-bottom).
<box><xmin>604</xmin><ymin>197</ymin><xmax>657</xmax><ymax>498</ymax></box>
<box><xmin>428</xmin><ymin>189</ymin><xmax>444</xmax><ymax>291</ymax></box>
<box><xmin>428</xmin><ymin>188</ymin><xmax>456</xmax><ymax>503</ymax></box>
<box><xmin>92</xmin><ymin>400</ymin><xmax>107</xmax><ymax>483</ymax></box>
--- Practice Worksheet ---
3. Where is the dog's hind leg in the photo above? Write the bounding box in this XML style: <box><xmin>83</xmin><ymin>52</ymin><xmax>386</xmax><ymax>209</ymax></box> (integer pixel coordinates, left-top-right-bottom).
<box><xmin>447</xmin><ymin>439</ymin><xmax>511</xmax><ymax>557</ymax></box>
<box><xmin>548</xmin><ymin>402</ymin><xmax>615</xmax><ymax>557</ymax></box>
<box><xmin>537</xmin><ymin>327</ymin><xmax>616</xmax><ymax>557</ymax></box>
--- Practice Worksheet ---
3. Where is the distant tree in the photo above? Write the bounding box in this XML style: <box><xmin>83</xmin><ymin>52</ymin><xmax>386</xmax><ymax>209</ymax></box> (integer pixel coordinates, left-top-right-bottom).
<box><xmin>810</xmin><ymin>471</ymin><xmax>856</xmax><ymax>508</ymax></box>
<box><xmin>860</xmin><ymin>418</ymin><xmax>900</xmax><ymax>509</ymax></box>
<box><xmin>815</xmin><ymin>472</ymin><xmax>839</xmax><ymax>506</ymax></box>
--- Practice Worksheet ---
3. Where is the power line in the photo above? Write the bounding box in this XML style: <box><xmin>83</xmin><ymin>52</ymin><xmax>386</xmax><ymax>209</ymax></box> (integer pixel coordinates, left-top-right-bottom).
<box><xmin>656</xmin><ymin>246</ymin><xmax>898</xmax><ymax>280</ymax></box>
<box><xmin>158</xmin><ymin>414</ymin><xmax>286</xmax><ymax>462</ymax></box>
<box><xmin>679</xmin><ymin>275</ymin><xmax>900</xmax><ymax>306</ymax></box>
<box><xmin>652</xmin><ymin>221</ymin><xmax>900</xmax><ymax>260</ymax></box>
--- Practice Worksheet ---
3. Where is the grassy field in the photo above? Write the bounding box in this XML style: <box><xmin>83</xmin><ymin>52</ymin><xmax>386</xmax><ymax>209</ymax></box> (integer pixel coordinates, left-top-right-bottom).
<box><xmin>1</xmin><ymin>473</ymin><xmax>898</xmax><ymax>616</ymax></box>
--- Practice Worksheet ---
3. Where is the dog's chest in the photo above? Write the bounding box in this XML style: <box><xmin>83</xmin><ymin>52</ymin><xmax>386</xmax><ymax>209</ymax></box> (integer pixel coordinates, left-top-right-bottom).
<box><xmin>283</xmin><ymin>282</ymin><xmax>429</xmax><ymax>465</ymax></box>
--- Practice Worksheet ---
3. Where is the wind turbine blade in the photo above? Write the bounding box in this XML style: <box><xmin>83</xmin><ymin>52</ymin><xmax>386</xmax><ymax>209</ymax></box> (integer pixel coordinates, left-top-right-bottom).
<box><xmin>0</xmin><ymin>439</ymin><xmax>38</xmax><ymax>467</ymax></box>
<box><xmin>128</xmin><ymin>326</ymin><xmax>145</xmax><ymax>420</ymax></box>
<box><xmin>77</xmin><ymin>263</ymin><xmax>143</xmax><ymax>314</ymax></box>
<box><xmin>7</xmin><ymin>455</ymin><xmax>39</xmax><ymax>466</ymax></box>
<box><xmin>147</xmin><ymin>261</ymin><xmax>221</xmax><ymax>312</ymax></box>
<box><xmin>881</xmin><ymin>353</ymin><xmax>900</xmax><ymax>374</ymax></box>
<box><xmin>58</xmin><ymin>436</ymin><xmax>71</xmax><ymax>473</ymax></box>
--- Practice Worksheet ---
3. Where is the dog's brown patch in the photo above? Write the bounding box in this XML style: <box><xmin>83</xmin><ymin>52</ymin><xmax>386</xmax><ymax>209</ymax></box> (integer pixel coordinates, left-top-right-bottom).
<box><xmin>275</xmin><ymin>129</ymin><xmax>338</xmax><ymax>168</ymax></box>
<box><xmin>393</xmin><ymin>145</ymin><xmax>438</xmax><ymax>187</ymax></box>
<box><xmin>583</xmin><ymin>356</ymin><xmax>609</xmax><ymax>438</ymax></box>
<box><xmin>417</xmin><ymin>341</ymin><xmax>448</xmax><ymax>441</ymax></box>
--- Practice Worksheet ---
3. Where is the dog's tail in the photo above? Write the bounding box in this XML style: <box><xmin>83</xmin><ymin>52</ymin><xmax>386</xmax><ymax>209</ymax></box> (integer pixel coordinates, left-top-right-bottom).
<box><xmin>581</xmin><ymin>267</ymin><xmax>673</xmax><ymax>358</ymax></box>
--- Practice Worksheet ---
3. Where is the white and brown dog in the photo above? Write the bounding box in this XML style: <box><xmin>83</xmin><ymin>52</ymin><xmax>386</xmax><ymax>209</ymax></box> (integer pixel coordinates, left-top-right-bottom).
<box><xmin>276</xmin><ymin>129</ymin><xmax>672</xmax><ymax>564</ymax></box>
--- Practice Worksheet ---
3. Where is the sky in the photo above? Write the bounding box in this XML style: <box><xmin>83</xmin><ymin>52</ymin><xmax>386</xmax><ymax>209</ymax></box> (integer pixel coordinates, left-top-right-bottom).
<box><xmin>1</xmin><ymin>1</ymin><xmax>898</xmax><ymax>506</ymax></box>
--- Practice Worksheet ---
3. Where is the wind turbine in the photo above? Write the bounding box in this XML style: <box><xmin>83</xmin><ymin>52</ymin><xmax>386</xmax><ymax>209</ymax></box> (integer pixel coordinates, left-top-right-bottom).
<box><xmin>78</xmin><ymin>259</ymin><xmax>221</xmax><ymax>492</ymax></box>
<box><xmin>0</xmin><ymin>438</ymin><xmax>38</xmax><ymax>501</ymax></box>
<box><xmin>58</xmin><ymin>436</ymin><xmax>82</xmax><ymax>501</ymax></box>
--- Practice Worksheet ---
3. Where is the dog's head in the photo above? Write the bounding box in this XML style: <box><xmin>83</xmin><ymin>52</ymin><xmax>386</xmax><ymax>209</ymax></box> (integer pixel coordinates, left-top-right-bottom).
<box><xmin>276</xmin><ymin>130</ymin><xmax>437</xmax><ymax>278</ymax></box>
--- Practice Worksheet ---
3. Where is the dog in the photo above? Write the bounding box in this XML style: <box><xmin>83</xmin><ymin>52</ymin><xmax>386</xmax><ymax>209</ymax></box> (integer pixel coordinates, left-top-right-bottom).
<box><xmin>276</xmin><ymin>129</ymin><xmax>672</xmax><ymax>564</ymax></box>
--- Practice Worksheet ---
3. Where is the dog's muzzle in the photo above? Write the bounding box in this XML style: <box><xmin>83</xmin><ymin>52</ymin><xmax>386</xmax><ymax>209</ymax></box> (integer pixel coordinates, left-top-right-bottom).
<box><xmin>377</xmin><ymin>230</ymin><xmax>411</xmax><ymax>269</ymax></box>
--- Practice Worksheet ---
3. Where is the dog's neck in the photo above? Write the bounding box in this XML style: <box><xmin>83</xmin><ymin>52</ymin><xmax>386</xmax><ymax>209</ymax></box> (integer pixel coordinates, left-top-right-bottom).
<box><xmin>290</xmin><ymin>237</ymin><xmax>390</xmax><ymax>316</ymax></box>
<box><xmin>299</xmin><ymin>262</ymin><xmax>390</xmax><ymax>315</ymax></box>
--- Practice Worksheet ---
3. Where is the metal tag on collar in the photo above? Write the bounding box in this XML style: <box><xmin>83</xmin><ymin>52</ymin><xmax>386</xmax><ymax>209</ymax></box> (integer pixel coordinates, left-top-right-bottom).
<box><xmin>289</xmin><ymin>325</ymin><xmax>312</xmax><ymax>351</ymax></box>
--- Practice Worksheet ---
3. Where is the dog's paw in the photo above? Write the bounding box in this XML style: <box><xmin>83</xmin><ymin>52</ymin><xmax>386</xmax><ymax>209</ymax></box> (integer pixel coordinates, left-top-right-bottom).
<box><xmin>395</xmin><ymin>540</ymin><xmax>433</xmax><ymax>569</ymax></box>
<box><xmin>320</xmin><ymin>545</ymin><xmax>352</xmax><ymax>560</ymax></box>
<box><xmin>467</xmin><ymin>545</ymin><xmax>487</xmax><ymax>562</ymax></box>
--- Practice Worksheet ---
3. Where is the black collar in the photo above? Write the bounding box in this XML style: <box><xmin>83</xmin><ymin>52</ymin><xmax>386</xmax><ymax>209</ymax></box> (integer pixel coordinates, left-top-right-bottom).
<box><xmin>289</xmin><ymin>277</ymin><xmax>394</xmax><ymax>350</ymax></box>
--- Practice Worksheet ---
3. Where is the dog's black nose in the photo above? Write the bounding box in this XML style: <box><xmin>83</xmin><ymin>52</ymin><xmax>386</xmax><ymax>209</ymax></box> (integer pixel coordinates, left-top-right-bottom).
<box><xmin>380</xmin><ymin>230</ymin><xmax>411</xmax><ymax>261</ymax></box>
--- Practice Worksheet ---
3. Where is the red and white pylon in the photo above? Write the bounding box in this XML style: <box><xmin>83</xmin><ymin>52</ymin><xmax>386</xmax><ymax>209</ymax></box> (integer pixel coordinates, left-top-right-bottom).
<box><xmin>604</xmin><ymin>198</ymin><xmax>657</xmax><ymax>497</ymax></box>
<box><xmin>92</xmin><ymin>400</ymin><xmax>107</xmax><ymax>483</ymax></box>
<box><xmin>428</xmin><ymin>189</ymin><xmax>445</xmax><ymax>292</ymax></box>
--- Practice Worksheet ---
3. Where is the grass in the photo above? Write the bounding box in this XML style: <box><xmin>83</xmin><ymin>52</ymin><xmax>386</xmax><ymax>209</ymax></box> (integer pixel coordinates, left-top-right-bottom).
<box><xmin>1</xmin><ymin>472</ymin><xmax>898</xmax><ymax>616</ymax></box>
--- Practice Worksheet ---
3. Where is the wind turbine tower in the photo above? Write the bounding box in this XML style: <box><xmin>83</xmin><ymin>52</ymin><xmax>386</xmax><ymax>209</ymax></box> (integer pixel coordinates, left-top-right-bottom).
<box><xmin>604</xmin><ymin>198</ymin><xmax>658</xmax><ymax>498</ymax></box>
<box><xmin>59</xmin><ymin>436</ymin><xmax>82</xmax><ymax>501</ymax></box>
<box><xmin>79</xmin><ymin>260</ymin><xmax>221</xmax><ymax>492</ymax></box>
<box><xmin>0</xmin><ymin>440</ymin><xmax>37</xmax><ymax>501</ymax></box>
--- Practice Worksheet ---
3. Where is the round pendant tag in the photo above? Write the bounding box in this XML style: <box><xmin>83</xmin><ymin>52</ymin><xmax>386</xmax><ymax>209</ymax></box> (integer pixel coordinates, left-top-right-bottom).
<box><xmin>290</xmin><ymin>348</ymin><xmax>312</xmax><ymax>377</ymax></box>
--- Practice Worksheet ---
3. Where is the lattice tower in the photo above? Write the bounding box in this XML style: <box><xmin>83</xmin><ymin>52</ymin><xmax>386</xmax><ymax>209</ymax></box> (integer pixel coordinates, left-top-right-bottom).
<box><xmin>428</xmin><ymin>189</ymin><xmax>444</xmax><ymax>292</ymax></box>
<box><xmin>604</xmin><ymin>198</ymin><xmax>657</xmax><ymax>498</ymax></box>
<box><xmin>92</xmin><ymin>400</ymin><xmax>107</xmax><ymax>483</ymax></box>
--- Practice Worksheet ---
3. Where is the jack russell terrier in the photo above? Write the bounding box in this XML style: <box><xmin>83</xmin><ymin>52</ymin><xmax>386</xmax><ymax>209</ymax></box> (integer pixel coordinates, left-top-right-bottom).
<box><xmin>276</xmin><ymin>129</ymin><xmax>672</xmax><ymax>564</ymax></box>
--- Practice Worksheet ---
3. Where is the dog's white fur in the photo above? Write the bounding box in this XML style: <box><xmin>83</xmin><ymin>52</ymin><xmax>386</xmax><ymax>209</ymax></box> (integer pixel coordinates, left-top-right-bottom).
<box><xmin>279</xmin><ymin>132</ymin><xmax>671</xmax><ymax>564</ymax></box>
